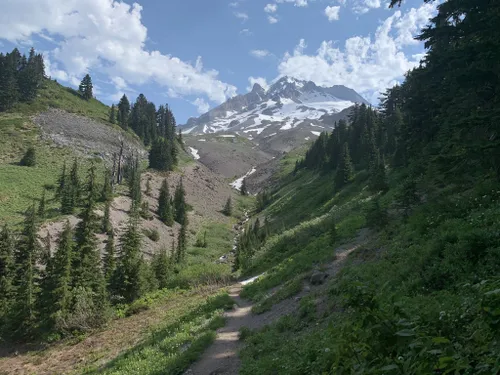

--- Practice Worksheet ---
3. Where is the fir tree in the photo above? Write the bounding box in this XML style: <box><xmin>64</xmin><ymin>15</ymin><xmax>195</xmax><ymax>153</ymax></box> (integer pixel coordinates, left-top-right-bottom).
<box><xmin>101</xmin><ymin>169</ymin><xmax>113</xmax><ymax>202</ymax></box>
<box><xmin>44</xmin><ymin>221</ymin><xmax>73</xmax><ymax>328</ymax></box>
<box><xmin>158</xmin><ymin>179</ymin><xmax>174</xmax><ymax>226</ymax></box>
<box><xmin>145</xmin><ymin>177</ymin><xmax>152</xmax><ymax>196</ymax></box>
<box><xmin>117</xmin><ymin>94</ymin><xmax>130</xmax><ymax>130</ymax></box>
<box><xmin>175</xmin><ymin>223</ymin><xmax>187</xmax><ymax>264</ymax></box>
<box><xmin>70</xmin><ymin>158</ymin><xmax>81</xmax><ymax>207</ymax></box>
<box><xmin>115</xmin><ymin>216</ymin><xmax>147</xmax><ymax>302</ymax></box>
<box><xmin>73</xmin><ymin>164</ymin><xmax>108</xmax><ymax>317</ymax></box>
<box><xmin>103</xmin><ymin>231</ymin><xmax>116</xmax><ymax>287</ymax></box>
<box><xmin>109</xmin><ymin>104</ymin><xmax>116</xmax><ymax>124</ymax></box>
<box><xmin>20</xmin><ymin>146</ymin><xmax>36</xmax><ymax>167</ymax></box>
<box><xmin>78</xmin><ymin>74</ymin><xmax>93</xmax><ymax>100</ymax></box>
<box><xmin>223</xmin><ymin>197</ymin><xmax>232</xmax><ymax>217</ymax></box>
<box><xmin>0</xmin><ymin>225</ymin><xmax>15</xmax><ymax>324</ymax></box>
<box><xmin>173</xmin><ymin>178</ymin><xmax>187</xmax><ymax>225</ymax></box>
<box><xmin>102</xmin><ymin>199</ymin><xmax>112</xmax><ymax>234</ymax></box>
<box><xmin>11</xmin><ymin>205</ymin><xmax>40</xmax><ymax>338</ymax></box>
<box><xmin>38</xmin><ymin>189</ymin><xmax>46</xmax><ymax>218</ymax></box>
<box><xmin>152</xmin><ymin>248</ymin><xmax>170</xmax><ymax>289</ymax></box>
<box><xmin>335</xmin><ymin>143</ymin><xmax>354</xmax><ymax>190</ymax></box>
<box><xmin>0</xmin><ymin>55</ymin><xmax>20</xmax><ymax>111</ymax></box>
<box><xmin>56</xmin><ymin>161</ymin><xmax>67</xmax><ymax>199</ymax></box>
<box><xmin>241</xmin><ymin>178</ymin><xmax>248</xmax><ymax>196</ymax></box>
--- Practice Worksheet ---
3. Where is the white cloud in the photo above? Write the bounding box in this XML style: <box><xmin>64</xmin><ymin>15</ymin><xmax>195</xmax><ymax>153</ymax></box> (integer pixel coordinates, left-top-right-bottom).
<box><xmin>277</xmin><ymin>3</ymin><xmax>436</xmax><ymax>103</ymax></box>
<box><xmin>353</xmin><ymin>0</ymin><xmax>382</xmax><ymax>14</ymax></box>
<box><xmin>268</xmin><ymin>15</ymin><xmax>279</xmax><ymax>24</ymax></box>
<box><xmin>276</xmin><ymin>0</ymin><xmax>308</xmax><ymax>6</ymax></box>
<box><xmin>250</xmin><ymin>49</ymin><xmax>271</xmax><ymax>59</ymax></box>
<box><xmin>394</xmin><ymin>3</ymin><xmax>435</xmax><ymax>46</ymax></box>
<box><xmin>247</xmin><ymin>76</ymin><xmax>269</xmax><ymax>92</ymax></box>
<box><xmin>0</xmin><ymin>0</ymin><xmax>237</xmax><ymax>104</ymax></box>
<box><xmin>240</xmin><ymin>28</ymin><xmax>253</xmax><ymax>36</ymax></box>
<box><xmin>229</xmin><ymin>2</ymin><xmax>239</xmax><ymax>7</ymax></box>
<box><xmin>193</xmin><ymin>98</ymin><xmax>210</xmax><ymax>114</ymax></box>
<box><xmin>337</xmin><ymin>0</ymin><xmax>346</xmax><ymax>5</ymax></box>
<box><xmin>325</xmin><ymin>6</ymin><xmax>340</xmax><ymax>21</ymax></box>
<box><xmin>264</xmin><ymin>3</ymin><xmax>278</xmax><ymax>13</ymax></box>
<box><xmin>234</xmin><ymin>11</ymin><xmax>249</xmax><ymax>22</ymax></box>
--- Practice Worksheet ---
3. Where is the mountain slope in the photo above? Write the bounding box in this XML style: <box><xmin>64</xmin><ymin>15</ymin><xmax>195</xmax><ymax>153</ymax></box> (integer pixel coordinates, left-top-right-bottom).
<box><xmin>182</xmin><ymin>77</ymin><xmax>369</xmax><ymax>151</ymax></box>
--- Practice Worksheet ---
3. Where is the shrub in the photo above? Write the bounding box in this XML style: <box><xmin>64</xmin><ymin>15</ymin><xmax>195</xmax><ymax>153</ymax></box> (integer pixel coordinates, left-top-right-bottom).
<box><xmin>143</xmin><ymin>228</ymin><xmax>160</xmax><ymax>242</ymax></box>
<box><xmin>20</xmin><ymin>146</ymin><xmax>36</xmax><ymax>167</ymax></box>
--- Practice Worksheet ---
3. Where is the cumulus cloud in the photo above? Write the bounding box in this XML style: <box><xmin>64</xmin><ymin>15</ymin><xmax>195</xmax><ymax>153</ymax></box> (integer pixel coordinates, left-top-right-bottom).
<box><xmin>247</xmin><ymin>76</ymin><xmax>269</xmax><ymax>92</ymax></box>
<box><xmin>276</xmin><ymin>0</ymin><xmax>308</xmax><ymax>6</ymax></box>
<box><xmin>264</xmin><ymin>3</ymin><xmax>278</xmax><ymax>13</ymax></box>
<box><xmin>277</xmin><ymin>3</ymin><xmax>436</xmax><ymax>103</ymax></box>
<box><xmin>0</xmin><ymin>0</ymin><xmax>237</xmax><ymax>105</ymax></box>
<box><xmin>325</xmin><ymin>6</ymin><xmax>340</xmax><ymax>21</ymax></box>
<box><xmin>193</xmin><ymin>98</ymin><xmax>210</xmax><ymax>114</ymax></box>
<box><xmin>268</xmin><ymin>15</ymin><xmax>279</xmax><ymax>24</ymax></box>
<box><xmin>353</xmin><ymin>0</ymin><xmax>382</xmax><ymax>14</ymax></box>
<box><xmin>234</xmin><ymin>11</ymin><xmax>249</xmax><ymax>22</ymax></box>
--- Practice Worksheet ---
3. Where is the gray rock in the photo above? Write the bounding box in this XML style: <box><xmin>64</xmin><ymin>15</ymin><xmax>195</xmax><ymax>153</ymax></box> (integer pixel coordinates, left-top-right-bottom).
<box><xmin>310</xmin><ymin>271</ymin><xmax>328</xmax><ymax>285</ymax></box>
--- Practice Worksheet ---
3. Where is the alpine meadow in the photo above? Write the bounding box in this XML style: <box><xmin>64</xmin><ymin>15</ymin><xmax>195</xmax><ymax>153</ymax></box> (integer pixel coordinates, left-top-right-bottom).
<box><xmin>0</xmin><ymin>0</ymin><xmax>499</xmax><ymax>374</ymax></box>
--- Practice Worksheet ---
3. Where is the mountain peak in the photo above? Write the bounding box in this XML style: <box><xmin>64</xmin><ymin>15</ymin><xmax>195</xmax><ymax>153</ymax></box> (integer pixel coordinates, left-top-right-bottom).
<box><xmin>251</xmin><ymin>83</ymin><xmax>265</xmax><ymax>94</ymax></box>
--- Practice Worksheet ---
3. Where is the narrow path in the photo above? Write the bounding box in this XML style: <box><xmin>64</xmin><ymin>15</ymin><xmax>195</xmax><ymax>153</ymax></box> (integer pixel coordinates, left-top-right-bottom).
<box><xmin>186</xmin><ymin>284</ymin><xmax>253</xmax><ymax>375</ymax></box>
<box><xmin>186</xmin><ymin>228</ymin><xmax>371</xmax><ymax>375</ymax></box>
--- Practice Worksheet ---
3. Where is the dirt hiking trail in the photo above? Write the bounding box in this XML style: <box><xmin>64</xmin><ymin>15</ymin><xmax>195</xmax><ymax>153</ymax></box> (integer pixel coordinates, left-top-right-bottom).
<box><xmin>186</xmin><ymin>228</ymin><xmax>371</xmax><ymax>375</ymax></box>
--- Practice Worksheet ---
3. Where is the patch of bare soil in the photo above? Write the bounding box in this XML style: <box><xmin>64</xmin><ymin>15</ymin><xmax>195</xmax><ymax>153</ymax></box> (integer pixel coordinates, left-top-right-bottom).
<box><xmin>186</xmin><ymin>228</ymin><xmax>371</xmax><ymax>375</ymax></box>
<box><xmin>39</xmin><ymin>162</ymin><xmax>234</xmax><ymax>259</ymax></box>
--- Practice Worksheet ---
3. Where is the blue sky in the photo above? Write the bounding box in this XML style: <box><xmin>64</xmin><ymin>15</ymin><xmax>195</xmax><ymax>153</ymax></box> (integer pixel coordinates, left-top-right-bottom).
<box><xmin>0</xmin><ymin>0</ymin><xmax>435</xmax><ymax>123</ymax></box>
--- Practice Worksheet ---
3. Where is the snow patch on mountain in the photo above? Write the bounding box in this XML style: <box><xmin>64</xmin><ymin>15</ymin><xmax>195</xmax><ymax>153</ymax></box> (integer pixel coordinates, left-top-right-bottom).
<box><xmin>230</xmin><ymin>167</ymin><xmax>257</xmax><ymax>191</ymax></box>
<box><xmin>189</xmin><ymin>147</ymin><xmax>200</xmax><ymax>160</ymax></box>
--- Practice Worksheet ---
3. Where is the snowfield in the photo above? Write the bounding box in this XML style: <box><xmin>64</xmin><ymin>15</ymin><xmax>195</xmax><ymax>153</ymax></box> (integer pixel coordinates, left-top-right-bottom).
<box><xmin>188</xmin><ymin>147</ymin><xmax>200</xmax><ymax>160</ymax></box>
<box><xmin>230</xmin><ymin>167</ymin><xmax>257</xmax><ymax>191</ymax></box>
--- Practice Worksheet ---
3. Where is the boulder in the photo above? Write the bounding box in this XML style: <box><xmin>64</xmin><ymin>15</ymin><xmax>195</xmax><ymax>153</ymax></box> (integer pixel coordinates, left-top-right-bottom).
<box><xmin>310</xmin><ymin>271</ymin><xmax>328</xmax><ymax>285</ymax></box>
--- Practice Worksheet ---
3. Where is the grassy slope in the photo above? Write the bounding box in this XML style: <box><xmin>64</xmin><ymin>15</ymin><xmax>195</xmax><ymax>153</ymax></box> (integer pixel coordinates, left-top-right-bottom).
<box><xmin>236</xmin><ymin>152</ymin><xmax>500</xmax><ymax>374</ymax></box>
<box><xmin>0</xmin><ymin>79</ymin><xmax>114</xmax><ymax>226</ymax></box>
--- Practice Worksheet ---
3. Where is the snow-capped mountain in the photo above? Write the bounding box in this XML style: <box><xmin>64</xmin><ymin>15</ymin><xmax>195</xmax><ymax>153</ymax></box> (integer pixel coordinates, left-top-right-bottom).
<box><xmin>182</xmin><ymin>77</ymin><xmax>369</xmax><ymax>145</ymax></box>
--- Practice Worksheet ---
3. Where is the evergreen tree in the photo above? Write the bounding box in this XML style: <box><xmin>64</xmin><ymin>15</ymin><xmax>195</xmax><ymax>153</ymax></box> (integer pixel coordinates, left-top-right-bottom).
<box><xmin>73</xmin><ymin>164</ymin><xmax>108</xmax><ymax>317</ymax></box>
<box><xmin>0</xmin><ymin>225</ymin><xmax>15</xmax><ymax>324</ymax></box>
<box><xmin>109</xmin><ymin>104</ymin><xmax>116</xmax><ymax>124</ymax></box>
<box><xmin>103</xmin><ymin>231</ymin><xmax>116</xmax><ymax>288</ymax></box>
<box><xmin>11</xmin><ymin>205</ymin><xmax>40</xmax><ymax>338</ymax></box>
<box><xmin>44</xmin><ymin>221</ymin><xmax>73</xmax><ymax>329</ymax></box>
<box><xmin>223</xmin><ymin>197</ymin><xmax>232</xmax><ymax>217</ymax></box>
<box><xmin>175</xmin><ymin>223</ymin><xmax>187</xmax><ymax>264</ymax></box>
<box><xmin>101</xmin><ymin>169</ymin><xmax>113</xmax><ymax>203</ymax></box>
<box><xmin>38</xmin><ymin>189</ymin><xmax>46</xmax><ymax>218</ymax></box>
<box><xmin>241</xmin><ymin>178</ymin><xmax>248</xmax><ymax>196</ymax></box>
<box><xmin>149</xmin><ymin>138</ymin><xmax>174</xmax><ymax>171</ymax></box>
<box><xmin>152</xmin><ymin>248</ymin><xmax>170</xmax><ymax>289</ymax></box>
<box><xmin>20</xmin><ymin>146</ymin><xmax>36</xmax><ymax>167</ymax></box>
<box><xmin>145</xmin><ymin>177</ymin><xmax>152</xmax><ymax>196</ymax></box>
<box><xmin>0</xmin><ymin>54</ymin><xmax>20</xmax><ymax>111</ymax></box>
<box><xmin>70</xmin><ymin>158</ymin><xmax>81</xmax><ymax>207</ymax></box>
<box><xmin>128</xmin><ymin>155</ymin><xmax>142</xmax><ymax>213</ymax></box>
<box><xmin>173</xmin><ymin>178</ymin><xmax>187</xmax><ymax>225</ymax></box>
<box><xmin>335</xmin><ymin>143</ymin><xmax>354</xmax><ymax>190</ymax></box>
<box><xmin>178</xmin><ymin>128</ymin><xmax>184</xmax><ymax>150</ymax></box>
<box><xmin>158</xmin><ymin>179</ymin><xmax>174</xmax><ymax>226</ymax></box>
<box><xmin>78</xmin><ymin>74</ymin><xmax>93</xmax><ymax>100</ymax></box>
<box><xmin>115</xmin><ymin>216</ymin><xmax>147</xmax><ymax>302</ymax></box>
<box><xmin>56</xmin><ymin>161</ymin><xmax>67</xmax><ymax>199</ymax></box>
<box><xmin>18</xmin><ymin>48</ymin><xmax>42</xmax><ymax>102</ymax></box>
<box><xmin>102</xmin><ymin>199</ymin><xmax>112</xmax><ymax>234</ymax></box>
<box><xmin>117</xmin><ymin>94</ymin><xmax>130</xmax><ymax>130</ymax></box>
